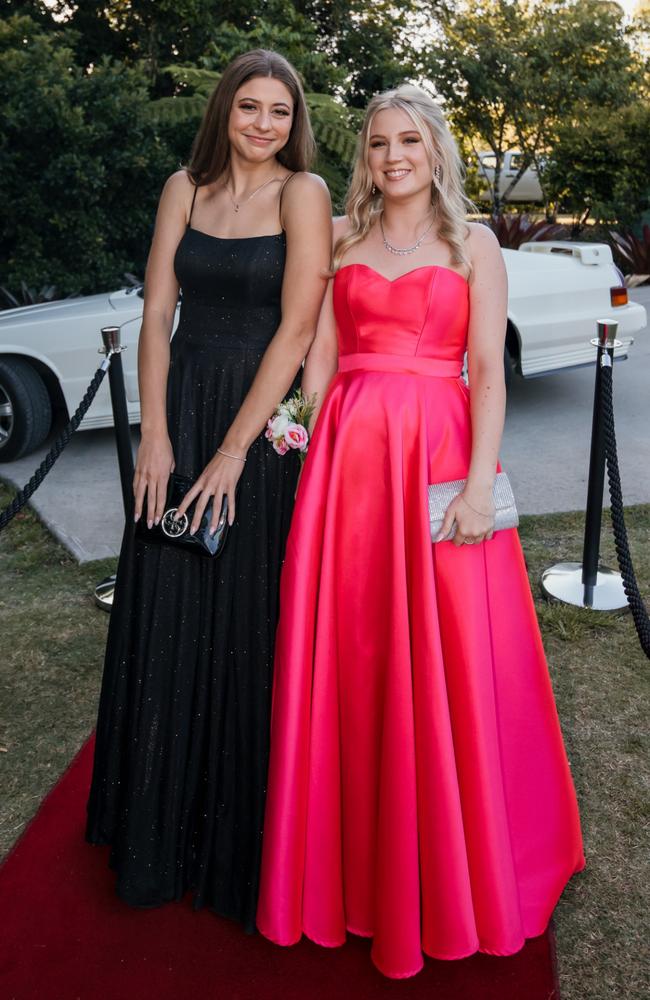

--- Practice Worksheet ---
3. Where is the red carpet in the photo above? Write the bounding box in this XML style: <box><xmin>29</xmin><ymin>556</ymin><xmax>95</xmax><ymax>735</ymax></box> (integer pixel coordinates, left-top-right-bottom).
<box><xmin>0</xmin><ymin>738</ymin><xmax>560</xmax><ymax>1000</ymax></box>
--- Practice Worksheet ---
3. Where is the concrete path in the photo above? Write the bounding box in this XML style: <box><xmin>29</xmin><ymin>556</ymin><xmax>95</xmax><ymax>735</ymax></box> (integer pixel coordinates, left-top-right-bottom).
<box><xmin>1</xmin><ymin>288</ymin><xmax>648</xmax><ymax>563</ymax></box>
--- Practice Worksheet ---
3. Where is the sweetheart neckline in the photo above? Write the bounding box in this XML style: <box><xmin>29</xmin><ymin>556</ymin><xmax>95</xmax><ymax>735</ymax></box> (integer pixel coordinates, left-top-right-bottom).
<box><xmin>337</xmin><ymin>262</ymin><xmax>469</xmax><ymax>286</ymax></box>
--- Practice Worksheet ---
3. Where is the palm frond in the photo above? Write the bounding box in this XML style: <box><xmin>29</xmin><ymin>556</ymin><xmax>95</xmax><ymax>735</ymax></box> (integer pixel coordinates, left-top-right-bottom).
<box><xmin>306</xmin><ymin>93</ymin><xmax>358</xmax><ymax>164</ymax></box>
<box><xmin>162</xmin><ymin>65</ymin><xmax>221</xmax><ymax>96</ymax></box>
<box><xmin>149</xmin><ymin>94</ymin><xmax>207</xmax><ymax>125</ymax></box>
<box><xmin>483</xmin><ymin>213</ymin><xmax>568</xmax><ymax>249</ymax></box>
<box><xmin>312</xmin><ymin>120</ymin><xmax>357</xmax><ymax>164</ymax></box>
<box><xmin>610</xmin><ymin>225</ymin><xmax>650</xmax><ymax>276</ymax></box>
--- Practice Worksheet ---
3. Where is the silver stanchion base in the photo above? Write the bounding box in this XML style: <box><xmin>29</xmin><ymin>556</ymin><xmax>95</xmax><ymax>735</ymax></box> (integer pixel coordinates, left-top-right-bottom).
<box><xmin>541</xmin><ymin>561</ymin><xmax>628</xmax><ymax>611</ymax></box>
<box><xmin>94</xmin><ymin>574</ymin><xmax>116</xmax><ymax>612</ymax></box>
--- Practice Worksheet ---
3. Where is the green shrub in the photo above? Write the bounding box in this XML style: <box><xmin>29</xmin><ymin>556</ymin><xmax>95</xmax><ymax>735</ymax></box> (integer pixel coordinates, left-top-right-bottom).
<box><xmin>0</xmin><ymin>16</ymin><xmax>181</xmax><ymax>297</ymax></box>
<box><xmin>546</xmin><ymin>102</ymin><xmax>650</xmax><ymax>228</ymax></box>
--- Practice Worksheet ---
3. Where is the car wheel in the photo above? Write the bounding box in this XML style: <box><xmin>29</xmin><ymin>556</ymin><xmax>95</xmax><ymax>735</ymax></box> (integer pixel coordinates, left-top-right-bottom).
<box><xmin>0</xmin><ymin>359</ymin><xmax>52</xmax><ymax>462</ymax></box>
<box><xmin>504</xmin><ymin>345</ymin><xmax>514</xmax><ymax>388</ymax></box>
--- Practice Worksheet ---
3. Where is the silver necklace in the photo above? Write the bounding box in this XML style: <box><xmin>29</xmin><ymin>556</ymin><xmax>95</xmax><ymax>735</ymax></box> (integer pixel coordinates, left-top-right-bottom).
<box><xmin>380</xmin><ymin>212</ymin><xmax>435</xmax><ymax>256</ymax></box>
<box><xmin>225</xmin><ymin>174</ymin><xmax>281</xmax><ymax>212</ymax></box>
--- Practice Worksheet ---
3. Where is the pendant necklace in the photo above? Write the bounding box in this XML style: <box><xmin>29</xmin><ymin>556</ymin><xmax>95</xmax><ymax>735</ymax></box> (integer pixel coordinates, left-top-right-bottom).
<box><xmin>380</xmin><ymin>212</ymin><xmax>435</xmax><ymax>256</ymax></box>
<box><xmin>225</xmin><ymin>174</ymin><xmax>281</xmax><ymax>213</ymax></box>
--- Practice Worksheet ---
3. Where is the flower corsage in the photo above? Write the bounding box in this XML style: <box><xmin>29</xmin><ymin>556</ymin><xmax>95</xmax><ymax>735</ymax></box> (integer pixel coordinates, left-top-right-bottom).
<box><xmin>265</xmin><ymin>389</ymin><xmax>317</xmax><ymax>465</ymax></box>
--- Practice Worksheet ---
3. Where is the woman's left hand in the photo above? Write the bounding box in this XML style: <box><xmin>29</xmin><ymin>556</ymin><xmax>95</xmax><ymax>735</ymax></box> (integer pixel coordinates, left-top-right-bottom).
<box><xmin>435</xmin><ymin>488</ymin><xmax>495</xmax><ymax>547</ymax></box>
<box><xmin>174</xmin><ymin>446</ymin><xmax>246</xmax><ymax>533</ymax></box>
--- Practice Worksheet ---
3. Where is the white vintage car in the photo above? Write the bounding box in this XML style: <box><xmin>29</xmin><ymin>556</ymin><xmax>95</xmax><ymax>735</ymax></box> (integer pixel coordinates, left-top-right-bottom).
<box><xmin>0</xmin><ymin>241</ymin><xmax>645</xmax><ymax>461</ymax></box>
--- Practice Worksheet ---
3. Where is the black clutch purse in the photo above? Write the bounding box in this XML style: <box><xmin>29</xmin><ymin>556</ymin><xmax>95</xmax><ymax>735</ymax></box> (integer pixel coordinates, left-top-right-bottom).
<box><xmin>136</xmin><ymin>473</ymin><xmax>230</xmax><ymax>557</ymax></box>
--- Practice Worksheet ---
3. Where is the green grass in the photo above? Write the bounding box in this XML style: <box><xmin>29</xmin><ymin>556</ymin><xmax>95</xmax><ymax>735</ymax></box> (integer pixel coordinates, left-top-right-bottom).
<box><xmin>0</xmin><ymin>482</ymin><xmax>648</xmax><ymax>999</ymax></box>
<box><xmin>0</xmin><ymin>484</ymin><xmax>113</xmax><ymax>853</ymax></box>
<box><xmin>517</xmin><ymin>508</ymin><xmax>650</xmax><ymax>1000</ymax></box>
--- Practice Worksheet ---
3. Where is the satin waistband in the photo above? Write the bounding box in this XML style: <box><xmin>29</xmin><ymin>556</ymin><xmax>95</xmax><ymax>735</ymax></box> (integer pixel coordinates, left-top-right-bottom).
<box><xmin>337</xmin><ymin>353</ymin><xmax>462</xmax><ymax>378</ymax></box>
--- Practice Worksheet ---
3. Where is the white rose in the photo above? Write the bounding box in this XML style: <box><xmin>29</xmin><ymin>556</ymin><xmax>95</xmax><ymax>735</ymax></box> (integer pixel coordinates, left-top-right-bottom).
<box><xmin>270</xmin><ymin>413</ymin><xmax>290</xmax><ymax>438</ymax></box>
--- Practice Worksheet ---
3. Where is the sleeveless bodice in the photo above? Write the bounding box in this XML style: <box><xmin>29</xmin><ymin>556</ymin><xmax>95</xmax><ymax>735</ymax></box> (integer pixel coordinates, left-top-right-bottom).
<box><xmin>173</xmin><ymin>228</ymin><xmax>286</xmax><ymax>349</ymax></box>
<box><xmin>89</xmin><ymin>218</ymin><xmax>300</xmax><ymax>936</ymax></box>
<box><xmin>333</xmin><ymin>264</ymin><xmax>469</xmax><ymax>367</ymax></box>
<box><xmin>259</xmin><ymin>256</ymin><xmax>585</xmax><ymax>979</ymax></box>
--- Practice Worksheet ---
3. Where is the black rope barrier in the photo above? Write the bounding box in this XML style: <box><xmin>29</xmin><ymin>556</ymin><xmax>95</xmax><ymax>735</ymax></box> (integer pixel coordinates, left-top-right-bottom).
<box><xmin>601</xmin><ymin>363</ymin><xmax>650</xmax><ymax>658</ymax></box>
<box><xmin>0</xmin><ymin>361</ymin><xmax>109</xmax><ymax>532</ymax></box>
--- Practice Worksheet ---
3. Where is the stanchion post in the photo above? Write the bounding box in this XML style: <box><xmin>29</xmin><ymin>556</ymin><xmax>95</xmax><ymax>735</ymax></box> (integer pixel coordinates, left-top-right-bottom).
<box><xmin>541</xmin><ymin>318</ymin><xmax>628</xmax><ymax>611</ymax></box>
<box><xmin>101</xmin><ymin>326</ymin><xmax>134</xmax><ymax>520</ymax></box>
<box><xmin>95</xmin><ymin>325</ymin><xmax>134</xmax><ymax>611</ymax></box>
<box><xmin>581</xmin><ymin>320</ymin><xmax>617</xmax><ymax>605</ymax></box>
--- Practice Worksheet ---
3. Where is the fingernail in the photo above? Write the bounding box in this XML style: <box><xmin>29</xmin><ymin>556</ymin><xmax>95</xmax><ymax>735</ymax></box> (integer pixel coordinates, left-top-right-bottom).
<box><xmin>147</xmin><ymin>519</ymin><xmax>153</xmax><ymax>529</ymax></box>
<box><xmin>434</xmin><ymin>532</ymin><xmax>444</xmax><ymax>543</ymax></box>
<box><xmin>154</xmin><ymin>517</ymin><xmax>160</xmax><ymax>526</ymax></box>
<box><xmin>134</xmin><ymin>514</ymin><xmax>140</xmax><ymax>523</ymax></box>
<box><xmin>209</xmin><ymin>528</ymin><xmax>216</xmax><ymax>537</ymax></box>
<box><xmin>189</xmin><ymin>527</ymin><xmax>196</xmax><ymax>536</ymax></box>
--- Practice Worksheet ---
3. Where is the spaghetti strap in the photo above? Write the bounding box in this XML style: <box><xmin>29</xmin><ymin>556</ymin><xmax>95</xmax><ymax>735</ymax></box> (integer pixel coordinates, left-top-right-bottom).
<box><xmin>187</xmin><ymin>181</ymin><xmax>199</xmax><ymax>227</ymax></box>
<box><xmin>279</xmin><ymin>172</ymin><xmax>301</xmax><ymax>228</ymax></box>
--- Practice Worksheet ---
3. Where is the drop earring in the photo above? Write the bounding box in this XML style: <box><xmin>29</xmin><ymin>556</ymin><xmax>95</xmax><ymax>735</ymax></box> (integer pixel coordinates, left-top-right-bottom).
<box><xmin>372</xmin><ymin>183</ymin><xmax>377</xmax><ymax>195</ymax></box>
<box><xmin>433</xmin><ymin>164</ymin><xmax>442</xmax><ymax>182</ymax></box>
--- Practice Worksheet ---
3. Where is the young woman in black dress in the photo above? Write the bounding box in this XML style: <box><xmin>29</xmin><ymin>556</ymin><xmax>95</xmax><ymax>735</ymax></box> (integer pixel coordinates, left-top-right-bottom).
<box><xmin>86</xmin><ymin>49</ymin><xmax>332</xmax><ymax>932</ymax></box>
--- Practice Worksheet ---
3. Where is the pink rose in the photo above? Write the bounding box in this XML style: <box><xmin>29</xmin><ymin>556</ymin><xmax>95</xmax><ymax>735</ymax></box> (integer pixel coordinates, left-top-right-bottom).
<box><xmin>273</xmin><ymin>438</ymin><xmax>290</xmax><ymax>456</ymax></box>
<box><xmin>284</xmin><ymin>422</ymin><xmax>309</xmax><ymax>452</ymax></box>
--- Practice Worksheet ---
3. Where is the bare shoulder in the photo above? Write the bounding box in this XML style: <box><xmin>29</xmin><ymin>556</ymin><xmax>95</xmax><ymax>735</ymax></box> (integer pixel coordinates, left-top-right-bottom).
<box><xmin>284</xmin><ymin>171</ymin><xmax>330</xmax><ymax>197</ymax></box>
<box><xmin>333</xmin><ymin>215</ymin><xmax>352</xmax><ymax>241</ymax></box>
<box><xmin>465</xmin><ymin>222</ymin><xmax>506</xmax><ymax>297</ymax></box>
<box><xmin>466</xmin><ymin>220</ymin><xmax>501</xmax><ymax>259</ymax></box>
<box><xmin>162</xmin><ymin>168</ymin><xmax>195</xmax><ymax>198</ymax></box>
<box><xmin>159</xmin><ymin>169</ymin><xmax>195</xmax><ymax>218</ymax></box>
<box><xmin>282</xmin><ymin>171</ymin><xmax>331</xmax><ymax>215</ymax></box>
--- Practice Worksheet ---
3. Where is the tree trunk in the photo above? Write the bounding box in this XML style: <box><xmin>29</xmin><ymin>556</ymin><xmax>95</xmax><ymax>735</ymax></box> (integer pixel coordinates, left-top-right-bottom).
<box><xmin>493</xmin><ymin>155</ymin><xmax>503</xmax><ymax>216</ymax></box>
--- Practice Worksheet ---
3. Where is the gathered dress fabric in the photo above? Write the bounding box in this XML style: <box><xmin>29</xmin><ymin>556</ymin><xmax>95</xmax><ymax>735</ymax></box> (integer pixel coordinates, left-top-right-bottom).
<box><xmin>86</xmin><ymin>221</ymin><xmax>299</xmax><ymax>933</ymax></box>
<box><xmin>256</xmin><ymin>263</ymin><xmax>585</xmax><ymax>978</ymax></box>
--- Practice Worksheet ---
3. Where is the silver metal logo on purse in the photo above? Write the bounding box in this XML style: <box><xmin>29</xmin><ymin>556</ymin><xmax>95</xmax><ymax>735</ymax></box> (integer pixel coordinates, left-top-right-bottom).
<box><xmin>428</xmin><ymin>471</ymin><xmax>518</xmax><ymax>542</ymax></box>
<box><xmin>161</xmin><ymin>508</ymin><xmax>188</xmax><ymax>538</ymax></box>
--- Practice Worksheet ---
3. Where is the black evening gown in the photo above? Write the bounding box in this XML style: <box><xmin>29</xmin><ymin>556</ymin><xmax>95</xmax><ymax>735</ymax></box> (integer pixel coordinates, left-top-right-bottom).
<box><xmin>86</xmin><ymin>222</ymin><xmax>299</xmax><ymax>933</ymax></box>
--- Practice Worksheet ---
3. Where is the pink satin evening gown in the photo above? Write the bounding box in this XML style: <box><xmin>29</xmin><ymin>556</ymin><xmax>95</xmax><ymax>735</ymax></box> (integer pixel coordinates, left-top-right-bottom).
<box><xmin>256</xmin><ymin>262</ymin><xmax>585</xmax><ymax>979</ymax></box>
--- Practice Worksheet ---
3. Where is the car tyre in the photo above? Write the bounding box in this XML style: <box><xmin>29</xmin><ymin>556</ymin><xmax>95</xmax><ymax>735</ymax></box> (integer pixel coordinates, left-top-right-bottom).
<box><xmin>0</xmin><ymin>359</ymin><xmax>52</xmax><ymax>462</ymax></box>
<box><xmin>504</xmin><ymin>345</ymin><xmax>514</xmax><ymax>388</ymax></box>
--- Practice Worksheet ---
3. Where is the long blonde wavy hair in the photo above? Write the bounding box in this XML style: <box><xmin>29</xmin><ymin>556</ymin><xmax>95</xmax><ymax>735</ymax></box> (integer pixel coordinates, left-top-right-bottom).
<box><xmin>333</xmin><ymin>85</ymin><xmax>474</xmax><ymax>273</ymax></box>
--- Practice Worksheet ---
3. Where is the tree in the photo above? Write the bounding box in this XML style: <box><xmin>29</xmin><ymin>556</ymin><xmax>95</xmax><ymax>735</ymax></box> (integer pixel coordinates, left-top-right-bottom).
<box><xmin>426</xmin><ymin>0</ymin><xmax>641</xmax><ymax>217</ymax></box>
<box><xmin>34</xmin><ymin>0</ymin><xmax>242</xmax><ymax>89</ymax></box>
<box><xmin>0</xmin><ymin>16</ymin><xmax>178</xmax><ymax>295</ymax></box>
<box><xmin>204</xmin><ymin>2</ymin><xmax>347</xmax><ymax>96</ymax></box>
<box><xmin>546</xmin><ymin>102</ymin><xmax>650</xmax><ymax>227</ymax></box>
<box><xmin>426</xmin><ymin>0</ymin><xmax>533</xmax><ymax>214</ymax></box>
<box><xmin>31</xmin><ymin>0</ymin><xmax>430</xmax><ymax>104</ymax></box>
<box><xmin>514</xmin><ymin>0</ymin><xmax>641</xmax><ymax>215</ymax></box>
<box><xmin>300</xmin><ymin>0</ymin><xmax>422</xmax><ymax>107</ymax></box>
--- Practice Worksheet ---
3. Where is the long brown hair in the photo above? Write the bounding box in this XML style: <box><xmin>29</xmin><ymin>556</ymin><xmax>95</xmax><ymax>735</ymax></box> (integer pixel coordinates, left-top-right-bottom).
<box><xmin>187</xmin><ymin>49</ymin><xmax>315</xmax><ymax>185</ymax></box>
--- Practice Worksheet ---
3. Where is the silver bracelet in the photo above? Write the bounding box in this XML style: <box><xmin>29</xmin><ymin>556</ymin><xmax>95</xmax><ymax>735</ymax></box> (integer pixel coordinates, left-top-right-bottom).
<box><xmin>460</xmin><ymin>494</ymin><xmax>493</xmax><ymax>518</ymax></box>
<box><xmin>217</xmin><ymin>447</ymin><xmax>246</xmax><ymax>464</ymax></box>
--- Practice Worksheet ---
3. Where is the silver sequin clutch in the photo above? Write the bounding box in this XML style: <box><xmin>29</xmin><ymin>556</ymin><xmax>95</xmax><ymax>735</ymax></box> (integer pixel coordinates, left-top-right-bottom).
<box><xmin>428</xmin><ymin>472</ymin><xmax>518</xmax><ymax>542</ymax></box>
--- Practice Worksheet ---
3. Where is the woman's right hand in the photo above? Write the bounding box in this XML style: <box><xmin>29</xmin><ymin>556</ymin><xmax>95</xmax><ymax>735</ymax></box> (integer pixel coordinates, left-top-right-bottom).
<box><xmin>133</xmin><ymin>433</ymin><xmax>175</xmax><ymax>527</ymax></box>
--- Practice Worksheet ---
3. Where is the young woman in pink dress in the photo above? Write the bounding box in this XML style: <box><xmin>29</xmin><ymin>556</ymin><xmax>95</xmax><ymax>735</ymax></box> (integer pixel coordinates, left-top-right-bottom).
<box><xmin>256</xmin><ymin>85</ymin><xmax>585</xmax><ymax>979</ymax></box>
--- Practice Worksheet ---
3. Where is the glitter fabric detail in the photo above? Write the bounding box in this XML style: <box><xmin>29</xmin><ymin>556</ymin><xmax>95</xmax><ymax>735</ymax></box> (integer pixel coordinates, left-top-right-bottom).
<box><xmin>86</xmin><ymin>228</ymin><xmax>299</xmax><ymax>933</ymax></box>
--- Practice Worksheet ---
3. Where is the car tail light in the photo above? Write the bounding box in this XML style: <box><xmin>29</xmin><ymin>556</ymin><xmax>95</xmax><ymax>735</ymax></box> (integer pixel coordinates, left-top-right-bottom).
<box><xmin>610</xmin><ymin>285</ymin><xmax>628</xmax><ymax>307</ymax></box>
